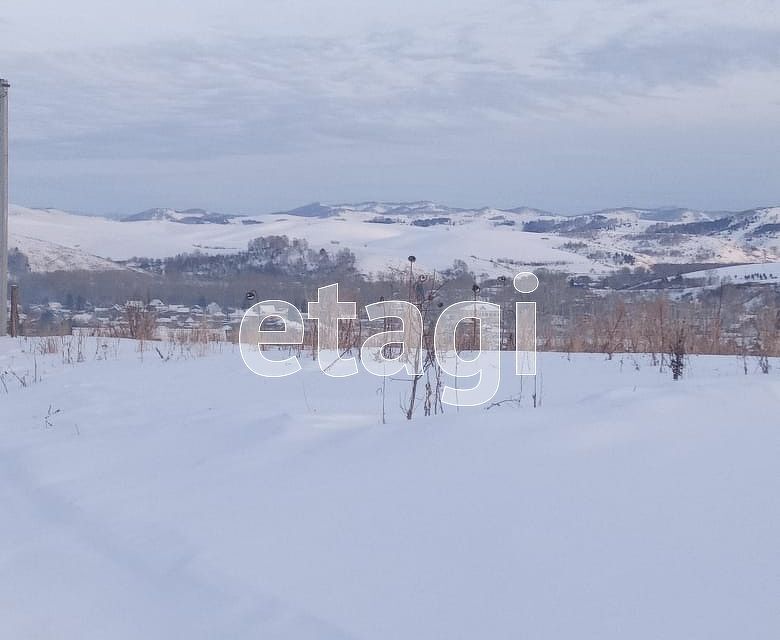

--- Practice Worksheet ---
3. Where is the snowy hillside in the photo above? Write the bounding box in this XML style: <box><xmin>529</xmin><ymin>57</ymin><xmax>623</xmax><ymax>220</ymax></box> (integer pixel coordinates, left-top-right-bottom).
<box><xmin>681</xmin><ymin>262</ymin><xmax>780</xmax><ymax>284</ymax></box>
<box><xmin>8</xmin><ymin>202</ymin><xmax>780</xmax><ymax>276</ymax></box>
<box><xmin>7</xmin><ymin>203</ymin><xmax>599</xmax><ymax>276</ymax></box>
<box><xmin>9</xmin><ymin>234</ymin><xmax>123</xmax><ymax>273</ymax></box>
<box><xmin>1</xmin><ymin>338</ymin><xmax>777</xmax><ymax>639</ymax></box>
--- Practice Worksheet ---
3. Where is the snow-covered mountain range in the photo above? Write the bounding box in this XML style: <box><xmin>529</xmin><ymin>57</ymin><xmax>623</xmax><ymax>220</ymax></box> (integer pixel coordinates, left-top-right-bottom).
<box><xmin>8</xmin><ymin>201</ymin><xmax>780</xmax><ymax>276</ymax></box>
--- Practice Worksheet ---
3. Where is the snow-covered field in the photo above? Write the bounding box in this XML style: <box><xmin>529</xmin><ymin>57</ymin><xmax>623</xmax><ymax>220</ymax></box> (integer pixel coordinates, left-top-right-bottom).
<box><xmin>1</xmin><ymin>337</ymin><xmax>778</xmax><ymax>639</ymax></box>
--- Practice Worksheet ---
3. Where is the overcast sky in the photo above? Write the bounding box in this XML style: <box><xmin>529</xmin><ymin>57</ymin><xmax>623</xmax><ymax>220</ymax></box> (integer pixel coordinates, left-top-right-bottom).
<box><xmin>1</xmin><ymin>0</ymin><xmax>779</xmax><ymax>215</ymax></box>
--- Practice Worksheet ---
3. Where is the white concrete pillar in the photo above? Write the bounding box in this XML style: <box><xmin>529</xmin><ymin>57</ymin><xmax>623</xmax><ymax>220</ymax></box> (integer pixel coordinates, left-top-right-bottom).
<box><xmin>0</xmin><ymin>78</ymin><xmax>9</xmax><ymax>336</ymax></box>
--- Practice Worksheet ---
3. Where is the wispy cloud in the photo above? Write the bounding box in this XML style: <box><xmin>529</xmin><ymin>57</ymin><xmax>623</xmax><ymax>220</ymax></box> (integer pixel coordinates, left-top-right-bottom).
<box><xmin>570</xmin><ymin>25</ymin><xmax>780</xmax><ymax>89</ymax></box>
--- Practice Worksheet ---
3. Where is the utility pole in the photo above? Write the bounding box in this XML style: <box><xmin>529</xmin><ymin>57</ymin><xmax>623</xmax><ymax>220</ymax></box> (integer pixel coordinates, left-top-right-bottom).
<box><xmin>0</xmin><ymin>78</ymin><xmax>8</xmax><ymax>336</ymax></box>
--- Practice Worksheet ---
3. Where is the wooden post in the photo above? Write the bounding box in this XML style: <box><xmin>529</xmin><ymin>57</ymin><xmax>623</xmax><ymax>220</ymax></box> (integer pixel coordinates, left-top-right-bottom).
<box><xmin>9</xmin><ymin>284</ymin><xmax>19</xmax><ymax>337</ymax></box>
